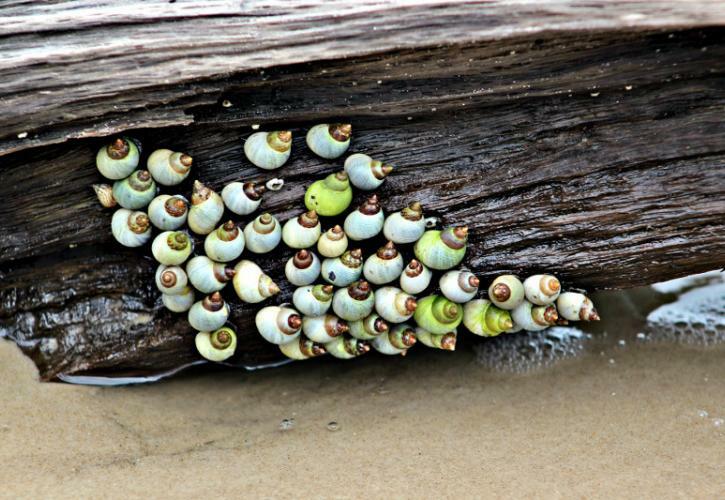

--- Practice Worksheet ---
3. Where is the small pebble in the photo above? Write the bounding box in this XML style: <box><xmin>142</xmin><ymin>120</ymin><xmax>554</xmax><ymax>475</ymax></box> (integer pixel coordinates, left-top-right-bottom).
<box><xmin>608</xmin><ymin>358</ymin><xmax>616</xmax><ymax>365</ymax></box>
<box><xmin>279</xmin><ymin>418</ymin><xmax>295</xmax><ymax>431</ymax></box>
<box><xmin>251</xmin><ymin>124</ymin><xmax>260</xmax><ymax>130</ymax></box>
<box><xmin>222</xmin><ymin>99</ymin><xmax>232</xmax><ymax>108</ymax></box>
<box><xmin>713</xmin><ymin>418</ymin><xmax>723</xmax><ymax>428</ymax></box>
<box><xmin>590</xmin><ymin>92</ymin><xmax>600</xmax><ymax>97</ymax></box>
<box><xmin>17</xmin><ymin>132</ymin><xmax>28</xmax><ymax>139</ymax></box>
<box><xmin>698</xmin><ymin>410</ymin><xmax>709</xmax><ymax>418</ymax></box>
<box><xmin>326</xmin><ymin>421</ymin><xmax>340</xmax><ymax>432</ymax></box>
<box><xmin>625</xmin><ymin>85</ymin><xmax>633</xmax><ymax>91</ymax></box>
<box><xmin>618</xmin><ymin>339</ymin><xmax>626</xmax><ymax>347</ymax></box>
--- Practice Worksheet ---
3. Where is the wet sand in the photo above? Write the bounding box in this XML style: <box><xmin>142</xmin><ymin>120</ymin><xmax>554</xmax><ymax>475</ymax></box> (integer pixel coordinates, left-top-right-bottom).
<box><xmin>1</xmin><ymin>283</ymin><xmax>724</xmax><ymax>498</ymax></box>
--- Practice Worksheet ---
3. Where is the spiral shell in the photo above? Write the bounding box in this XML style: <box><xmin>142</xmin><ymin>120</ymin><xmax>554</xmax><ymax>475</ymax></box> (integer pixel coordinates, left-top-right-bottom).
<box><xmin>343</xmin><ymin>153</ymin><xmax>393</xmax><ymax>190</ymax></box>
<box><xmin>147</xmin><ymin>148</ymin><xmax>192</xmax><ymax>186</ymax></box>
<box><xmin>372</xmin><ymin>324</ymin><xmax>417</xmax><ymax>356</ymax></box>
<box><xmin>186</xmin><ymin>256</ymin><xmax>235</xmax><ymax>294</ymax></box>
<box><xmin>344</xmin><ymin>194</ymin><xmax>384</xmax><ymax>241</ymax></box>
<box><xmin>304</xmin><ymin>171</ymin><xmax>353</xmax><ymax>216</ymax></box>
<box><xmin>162</xmin><ymin>286</ymin><xmax>195</xmax><ymax>313</ymax></box>
<box><xmin>488</xmin><ymin>275</ymin><xmax>525</xmax><ymax>310</ymax></box>
<box><xmin>413</xmin><ymin>295</ymin><xmax>464</xmax><ymax>335</ymax></box>
<box><xmin>96</xmin><ymin>137</ymin><xmax>140</xmax><ymax>180</ymax></box>
<box><xmin>306</xmin><ymin>123</ymin><xmax>352</xmax><ymax>159</ymax></box>
<box><xmin>148</xmin><ymin>194</ymin><xmax>189</xmax><ymax>230</ymax></box>
<box><xmin>285</xmin><ymin>249</ymin><xmax>321</xmax><ymax>287</ymax></box>
<box><xmin>317</xmin><ymin>225</ymin><xmax>348</xmax><ymax>258</ymax></box>
<box><xmin>188</xmin><ymin>180</ymin><xmax>224</xmax><ymax>235</ymax></box>
<box><xmin>221</xmin><ymin>181</ymin><xmax>266</xmax><ymax>216</ymax></box>
<box><xmin>463</xmin><ymin>299</ymin><xmax>515</xmax><ymax>337</ymax></box>
<box><xmin>232</xmin><ymin>260</ymin><xmax>280</xmax><ymax>303</ymax></box>
<box><xmin>363</xmin><ymin>241</ymin><xmax>404</xmax><ymax>285</ymax></box>
<box><xmin>416</xmin><ymin>328</ymin><xmax>456</xmax><ymax>351</ymax></box>
<box><xmin>325</xmin><ymin>336</ymin><xmax>370</xmax><ymax>360</ymax></box>
<box><xmin>203</xmin><ymin>221</ymin><xmax>244</xmax><ymax>262</ymax></box>
<box><xmin>556</xmin><ymin>292</ymin><xmax>600</xmax><ymax>322</ymax></box>
<box><xmin>399</xmin><ymin>259</ymin><xmax>432</xmax><ymax>295</ymax></box>
<box><xmin>292</xmin><ymin>284</ymin><xmax>334</xmax><ymax>317</ymax></box>
<box><xmin>439</xmin><ymin>270</ymin><xmax>479</xmax><ymax>303</ymax></box>
<box><xmin>243</xmin><ymin>213</ymin><xmax>282</xmax><ymax>254</ymax></box>
<box><xmin>151</xmin><ymin>231</ymin><xmax>193</xmax><ymax>265</ymax></box>
<box><xmin>282</xmin><ymin>210</ymin><xmax>321</xmax><ymax>249</ymax></box>
<box><xmin>510</xmin><ymin>300</ymin><xmax>557</xmax><ymax>332</ymax></box>
<box><xmin>523</xmin><ymin>274</ymin><xmax>561</xmax><ymax>305</ymax></box>
<box><xmin>383</xmin><ymin>202</ymin><xmax>426</xmax><ymax>244</ymax></box>
<box><xmin>302</xmin><ymin>314</ymin><xmax>349</xmax><ymax>344</ymax></box>
<box><xmin>111</xmin><ymin>208</ymin><xmax>151</xmax><ymax>248</ymax></box>
<box><xmin>374</xmin><ymin>286</ymin><xmax>417</xmax><ymax>324</ymax></box>
<box><xmin>349</xmin><ymin>313</ymin><xmax>388</xmax><ymax>341</ymax></box>
<box><xmin>112</xmin><ymin>170</ymin><xmax>156</xmax><ymax>210</ymax></box>
<box><xmin>255</xmin><ymin>305</ymin><xmax>302</xmax><ymax>345</ymax></box>
<box><xmin>280</xmin><ymin>335</ymin><xmax>327</xmax><ymax>360</ymax></box>
<box><xmin>188</xmin><ymin>292</ymin><xmax>230</xmax><ymax>332</ymax></box>
<box><xmin>92</xmin><ymin>184</ymin><xmax>117</xmax><ymax>208</ymax></box>
<box><xmin>414</xmin><ymin>226</ymin><xmax>468</xmax><ymax>271</ymax></box>
<box><xmin>195</xmin><ymin>326</ymin><xmax>237</xmax><ymax>362</ymax></box>
<box><xmin>332</xmin><ymin>281</ymin><xmax>375</xmax><ymax>322</ymax></box>
<box><xmin>244</xmin><ymin>131</ymin><xmax>292</xmax><ymax>170</ymax></box>
<box><xmin>155</xmin><ymin>264</ymin><xmax>188</xmax><ymax>295</ymax></box>
<box><xmin>321</xmin><ymin>249</ymin><xmax>363</xmax><ymax>287</ymax></box>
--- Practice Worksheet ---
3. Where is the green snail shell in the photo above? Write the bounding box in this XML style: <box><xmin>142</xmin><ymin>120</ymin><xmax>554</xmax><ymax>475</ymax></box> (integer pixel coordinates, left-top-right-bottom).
<box><xmin>282</xmin><ymin>210</ymin><xmax>321</xmax><ymax>249</ymax></box>
<box><xmin>383</xmin><ymin>202</ymin><xmax>426</xmax><ymax>244</ymax></box>
<box><xmin>112</xmin><ymin>170</ymin><xmax>156</xmax><ymax>210</ymax></box>
<box><xmin>285</xmin><ymin>250</ymin><xmax>321</xmax><ymax>287</ymax></box>
<box><xmin>374</xmin><ymin>286</ymin><xmax>417</xmax><ymax>324</ymax></box>
<box><xmin>161</xmin><ymin>286</ymin><xmax>195</xmax><ymax>313</ymax></box>
<box><xmin>151</xmin><ymin>231</ymin><xmax>193</xmax><ymax>266</ymax></box>
<box><xmin>186</xmin><ymin>256</ymin><xmax>235</xmax><ymax>294</ymax></box>
<box><xmin>155</xmin><ymin>264</ymin><xmax>188</xmax><ymax>295</ymax></box>
<box><xmin>439</xmin><ymin>270</ymin><xmax>479</xmax><ymax>303</ymax></box>
<box><xmin>325</xmin><ymin>336</ymin><xmax>370</xmax><ymax>360</ymax></box>
<box><xmin>556</xmin><ymin>292</ymin><xmax>600</xmax><ymax>321</ymax></box>
<box><xmin>96</xmin><ymin>137</ymin><xmax>140</xmax><ymax>180</ymax></box>
<box><xmin>317</xmin><ymin>225</ymin><xmax>348</xmax><ymax>258</ymax></box>
<box><xmin>399</xmin><ymin>259</ymin><xmax>432</xmax><ymax>295</ymax></box>
<box><xmin>362</xmin><ymin>241</ymin><xmax>404</xmax><ymax>285</ymax></box>
<box><xmin>463</xmin><ymin>299</ymin><xmax>514</xmax><ymax>337</ymax></box>
<box><xmin>221</xmin><ymin>181</ymin><xmax>265</xmax><ymax>216</ymax></box>
<box><xmin>195</xmin><ymin>326</ymin><xmax>237</xmax><ymax>362</ymax></box>
<box><xmin>349</xmin><ymin>313</ymin><xmax>389</xmax><ymax>341</ymax></box>
<box><xmin>244</xmin><ymin>131</ymin><xmax>292</xmax><ymax>170</ymax></box>
<box><xmin>488</xmin><ymin>274</ymin><xmax>525</xmax><ymax>310</ymax></box>
<box><xmin>343</xmin><ymin>153</ymin><xmax>392</xmax><ymax>190</ymax></box>
<box><xmin>523</xmin><ymin>274</ymin><xmax>561</xmax><ymax>305</ymax></box>
<box><xmin>280</xmin><ymin>336</ymin><xmax>327</xmax><ymax>360</ymax></box>
<box><xmin>148</xmin><ymin>194</ymin><xmax>188</xmax><ymax>231</ymax></box>
<box><xmin>232</xmin><ymin>260</ymin><xmax>280</xmax><ymax>303</ymax></box>
<box><xmin>413</xmin><ymin>226</ymin><xmax>468</xmax><ymax>271</ymax></box>
<box><xmin>372</xmin><ymin>324</ymin><xmax>417</xmax><ymax>355</ymax></box>
<box><xmin>188</xmin><ymin>292</ymin><xmax>229</xmax><ymax>332</ymax></box>
<box><xmin>413</xmin><ymin>295</ymin><xmax>464</xmax><ymax>335</ymax></box>
<box><xmin>292</xmin><ymin>284</ymin><xmax>334</xmax><ymax>317</ymax></box>
<box><xmin>255</xmin><ymin>305</ymin><xmax>302</xmax><ymax>345</ymax></box>
<box><xmin>147</xmin><ymin>149</ymin><xmax>192</xmax><ymax>186</ymax></box>
<box><xmin>111</xmin><ymin>208</ymin><xmax>151</xmax><ymax>248</ymax></box>
<box><xmin>306</xmin><ymin>123</ymin><xmax>352</xmax><ymax>159</ymax></box>
<box><xmin>321</xmin><ymin>249</ymin><xmax>363</xmax><ymax>287</ymax></box>
<box><xmin>204</xmin><ymin>221</ymin><xmax>245</xmax><ymax>262</ymax></box>
<box><xmin>243</xmin><ymin>213</ymin><xmax>282</xmax><ymax>254</ymax></box>
<box><xmin>188</xmin><ymin>180</ymin><xmax>224</xmax><ymax>235</ymax></box>
<box><xmin>332</xmin><ymin>281</ymin><xmax>375</xmax><ymax>321</ymax></box>
<box><xmin>302</xmin><ymin>314</ymin><xmax>349</xmax><ymax>344</ymax></box>
<box><xmin>304</xmin><ymin>171</ymin><xmax>353</xmax><ymax>216</ymax></box>
<box><xmin>415</xmin><ymin>327</ymin><xmax>457</xmax><ymax>351</ymax></box>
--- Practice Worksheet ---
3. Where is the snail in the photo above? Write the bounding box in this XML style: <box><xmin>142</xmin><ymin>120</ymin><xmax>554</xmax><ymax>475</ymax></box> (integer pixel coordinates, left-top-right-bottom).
<box><xmin>343</xmin><ymin>194</ymin><xmax>384</xmax><ymax>241</ymax></box>
<box><xmin>374</xmin><ymin>286</ymin><xmax>417</xmax><ymax>323</ymax></box>
<box><xmin>147</xmin><ymin>194</ymin><xmax>189</xmax><ymax>230</ymax></box>
<box><xmin>321</xmin><ymin>248</ymin><xmax>363</xmax><ymax>287</ymax></box>
<box><xmin>112</xmin><ymin>170</ymin><xmax>156</xmax><ymax>210</ymax></box>
<box><xmin>383</xmin><ymin>202</ymin><xmax>426</xmax><ymax>244</ymax></box>
<box><xmin>195</xmin><ymin>326</ymin><xmax>237</xmax><ymax>362</ymax></box>
<box><xmin>413</xmin><ymin>295</ymin><xmax>464</xmax><ymax>335</ymax></box>
<box><xmin>416</xmin><ymin>328</ymin><xmax>456</xmax><ymax>351</ymax></box>
<box><xmin>414</xmin><ymin>226</ymin><xmax>468</xmax><ymax>271</ymax></box>
<box><xmin>523</xmin><ymin>274</ymin><xmax>561</xmax><ymax>305</ymax></box>
<box><xmin>96</xmin><ymin>137</ymin><xmax>140</xmax><ymax>180</ymax></box>
<box><xmin>232</xmin><ymin>260</ymin><xmax>280</xmax><ymax>303</ymax></box>
<box><xmin>349</xmin><ymin>313</ymin><xmax>388</xmax><ymax>340</ymax></box>
<box><xmin>221</xmin><ymin>181</ymin><xmax>266</xmax><ymax>216</ymax></box>
<box><xmin>280</xmin><ymin>335</ymin><xmax>327</xmax><ymax>360</ymax></box>
<box><xmin>302</xmin><ymin>314</ymin><xmax>349</xmax><ymax>344</ymax></box>
<box><xmin>92</xmin><ymin>184</ymin><xmax>116</xmax><ymax>208</ymax></box>
<box><xmin>244</xmin><ymin>131</ymin><xmax>292</xmax><ymax>170</ymax></box>
<box><xmin>332</xmin><ymin>280</ymin><xmax>375</xmax><ymax>321</ymax></box>
<box><xmin>363</xmin><ymin>241</ymin><xmax>404</xmax><ymax>285</ymax></box>
<box><xmin>304</xmin><ymin>171</ymin><xmax>353</xmax><ymax>216</ymax></box>
<box><xmin>186</xmin><ymin>256</ymin><xmax>235</xmax><ymax>294</ymax></box>
<box><xmin>510</xmin><ymin>301</ymin><xmax>558</xmax><ymax>332</ymax></box>
<box><xmin>154</xmin><ymin>264</ymin><xmax>188</xmax><ymax>295</ymax></box>
<box><xmin>255</xmin><ymin>305</ymin><xmax>303</xmax><ymax>345</ymax></box>
<box><xmin>317</xmin><ymin>225</ymin><xmax>348</xmax><ymax>258</ymax></box>
<box><xmin>161</xmin><ymin>286</ymin><xmax>195</xmax><ymax>313</ymax></box>
<box><xmin>292</xmin><ymin>284</ymin><xmax>334</xmax><ymax>316</ymax></box>
<box><xmin>111</xmin><ymin>208</ymin><xmax>151</xmax><ymax>247</ymax></box>
<box><xmin>243</xmin><ymin>213</ymin><xmax>282</xmax><ymax>254</ymax></box>
<box><xmin>285</xmin><ymin>249</ymin><xmax>321</xmax><ymax>286</ymax></box>
<box><xmin>439</xmin><ymin>270</ymin><xmax>479</xmax><ymax>303</ymax></box>
<box><xmin>372</xmin><ymin>324</ymin><xmax>417</xmax><ymax>355</ymax></box>
<box><xmin>188</xmin><ymin>292</ymin><xmax>229</xmax><ymax>332</ymax></box>
<box><xmin>343</xmin><ymin>153</ymin><xmax>393</xmax><ymax>190</ymax></box>
<box><xmin>151</xmin><ymin>231</ymin><xmax>193</xmax><ymax>265</ymax></box>
<box><xmin>463</xmin><ymin>299</ymin><xmax>515</xmax><ymax>337</ymax></box>
<box><xmin>487</xmin><ymin>274</ymin><xmax>525</xmax><ymax>310</ymax></box>
<box><xmin>325</xmin><ymin>336</ymin><xmax>370</xmax><ymax>360</ymax></box>
<box><xmin>204</xmin><ymin>221</ymin><xmax>245</xmax><ymax>262</ymax></box>
<box><xmin>188</xmin><ymin>180</ymin><xmax>224</xmax><ymax>235</ymax></box>
<box><xmin>306</xmin><ymin>123</ymin><xmax>352</xmax><ymax>159</ymax></box>
<box><xmin>556</xmin><ymin>292</ymin><xmax>600</xmax><ymax>322</ymax></box>
<box><xmin>146</xmin><ymin>149</ymin><xmax>192</xmax><ymax>186</ymax></box>
<box><xmin>282</xmin><ymin>210</ymin><xmax>322</xmax><ymax>249</ymax></box>
<box><xmin>399</xmin><ymin>259</ymin><xmax>432</xmax><ymax>295</ymax></box>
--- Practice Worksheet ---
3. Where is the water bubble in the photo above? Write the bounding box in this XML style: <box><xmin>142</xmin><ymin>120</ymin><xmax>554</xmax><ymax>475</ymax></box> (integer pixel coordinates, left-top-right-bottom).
<box><xmin>713</xmin><ymin>418</ymin><xmax>723</xmax><ymax>428</ymax></box>
<box><xmin>279</xmin><ymin>418</ymin><xmax>295</xmax><ymax>431</ymax></box>
<box><xmin>326</xmin><ymin>421</ymin><xmax>340</xmax><ymax>432</ymax></box>
<box><xmin>608</xmin><ymin>358</ymin><xmax>616</xmax><ymax>365</ymax></box>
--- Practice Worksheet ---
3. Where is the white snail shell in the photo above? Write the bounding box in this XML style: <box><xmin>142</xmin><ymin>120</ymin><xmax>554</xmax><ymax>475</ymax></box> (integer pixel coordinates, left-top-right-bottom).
<box><xmin>155</xmin><ymin>264</ymin><xmax>188</xmax><ymax>295</ymax></box>
<box><xmin>556</xmin><ymin>292</ymin><xmax>600</xmax><ymax>321</ymax></box>
<box><xmin>204</xmin><ymin>221</ymin><xmax>245</xmax><ymax>262</ymax></box>
<box><xmin>292</xmin><ymin>284</ymin><xmax>334</xmax><ymax>317</ymax></box>
<box><xmin>282</xmin><ymin>211</ymin><xmax>322</xmax><ymax>249</ymax></box>
<box><xmin>349</xmin><ymin>313</ymin><xmax>389</xmax><ymax>341</ymax></box>
<box><xmin>343</xmin><ymin>153</ymin><xmax>393</xmax><ymax>190</ymax></box>
<box><xmin>325</xmin><ymin>336</ymin><xmax>370</xmax><ymax>359</ymax></box>
<box><xmin>488</xmin><ymin>274</ymin><xmax>525</xmax><ymax>310</ymax></box>
<box><xmin>511</xmin><ymin>301</ymin><xmax>558</xmax><ymax>332</ymax></box>
<box><xmin>363</xmin><ymin>241</ymin><xmax>404</xmax><ymax>285</ymax></box>
<box><xmin>111</xmin><ymin>208</ymin><xmax>151</xmax><ymax>248</ymax></box>
<box><xmin>374</xmin><ymin>286</ymin><xmax>417</xmax><ymax>324</ymax></box>
<box><xmin>321</xmin><ymin>249</ymin><xmax>363</xmax><ymax>287</ymax></box>
<box><xmin>523</xmin><ymin>274</ymin><xmax>561</xmax><ymax>305</ymax></box>
<box><xmin>92</xmin><ymin>184</ymin><xmax>116</xmax><ymax>208</ymax></box>
<box><xmin>383</xmin><ymin>202</ymin><xmax>426</xmax><ymax>244</ymax></box>
<box><xmin>302</xmin><ymin>314</ymin><xmax>349</xmax><ymax>344</ymax></box>
<box><xmin>279</xmin><ymin>336</ymin><xmax>327</xmax><ymax>360</ymax></box>
<box><xmin>186</xmin><ymin>256</ymin><xmax>235</xmax><ymax>294</ymax></box>
<box><xmin>188</xmin><ymin>180</ymin><xmax>224</xmax><ymax>235</ymax></box>
<box><xmin>255</xmin><ymin>305</ymin><xmax>303</xmax><ymax>345</ymax></box>
<box><xmin>195</xmin><ymin>327</ymin><xmax>237</xmax><ymax>362</ymax></box>
<box><xmin>188</xmin><ymin>292</ymin><xmax>230</xmax><ymax>332</ymax></box>
<box><xmin>151</xmin><ymin>231</ymin><xmax>193</xmax><ymax>266</ymax></box>
<box><xmin>96</xmin><ymin>137</ymin><xmax>140</xmax><ymax>180</ymax></box>
<box><xmin>306</xmin><ymin>123</ymin><xmax>351</xmax><ymax>159</ymax></box>
<box><xmin>332</xmin><ymin>281</ymin><xmax>375</xmax><ymax>322</ymax></box>
<box><xmin>285</xmin><ymin>250</ymin><xmax>321</xmax><ymax>287</ymax></box>
<box><xmin>161</xmin><ymin>286</ymin><xmax>195</xmax><ymax>313</ymax></box>
<box><xmin>148</xmin><ymin>194</ymin><xmax>189</xmax><ymax>230</ymax></box>
<box><xmin>112</xmin><ymin>170</ymin><xmax>156</xmax><ymax>210</ymax></box>
<box><xmin>221</xmin><ymin>181</ymin><xmax>265</xmax><ymax>216</ymax></box>
<box><xmin>232</xmin><ymin>260</ymin><xmax>280</xmax><ymax>303</ymax></box>
<box><xmin>439</xmin><ymin>270</ymin><xmax>480</xmax><ymax>303</ymax></box>
<box><xmin>372</xmin><ymin>324</ymin><xmax>417</xmax><ymax>355</ymax></box>
<box><xmin>343</xmin><ymin>195</ymin><xmax>384</xmax><ymax>241</ymax></box>
<box><xmin>317</xmin><ymin>225</ymin><xmax>348</xmax><ymax>258</ymax></box>
<box><xmin>243</xmin><ymin>213</ymin><xmax>282</xmax><ymax>254</ymax></box>
<box><xmin>399</xmin><ymin>259</ymin><xmax>432</xmax><ymax>295</ymax></box>
<box><xmin>244</xmin><ymin>131</ymin><xmax>292</xmax><ymax>170</ymax></box>
<box><xmin>147</xmin><ymin>149</ymin><xmax>192</xmax><ymax>186</ymax></box>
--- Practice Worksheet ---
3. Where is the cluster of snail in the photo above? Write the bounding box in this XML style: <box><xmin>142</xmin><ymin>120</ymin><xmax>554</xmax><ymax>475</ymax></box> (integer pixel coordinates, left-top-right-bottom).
<box><xmin>92</xmin><ymin>124</ymin><xmax>600</xmax><ymax>365</ymax></box>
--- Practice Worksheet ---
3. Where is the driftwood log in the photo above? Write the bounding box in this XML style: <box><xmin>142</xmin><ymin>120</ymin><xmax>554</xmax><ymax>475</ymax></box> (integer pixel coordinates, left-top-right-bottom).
<box><xmin>1</xmin><ymin>2</ymin><xmax>724</xmax><ymax>381</ymax></box>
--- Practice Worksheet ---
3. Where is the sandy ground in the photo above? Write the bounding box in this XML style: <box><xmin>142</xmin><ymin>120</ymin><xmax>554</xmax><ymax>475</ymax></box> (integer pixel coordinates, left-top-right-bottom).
<box><xmin>1</xmin><ymin>284</ymin><xmax>723</xmax><ymax>499</ymax></box>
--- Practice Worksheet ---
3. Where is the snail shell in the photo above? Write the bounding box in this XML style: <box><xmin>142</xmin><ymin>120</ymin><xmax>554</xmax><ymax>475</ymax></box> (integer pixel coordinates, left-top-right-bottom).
<box><xmin>221</xmin><ymin>181</ymin><xmax>266</xmax><ymax>216</ymax></box>
<box><xmin>414</xmin><ymin>226</ymin><xmax>468</xmax><ymax>271</ymax></box>
<box><xmin>415</xmin><ymin>327</ymin><xmax>456</xmax><ymax>351</ymax></box>
<box><xmin>556</xmin><ymin>292</ymin><xmax>600</xmax><ymax>322</ymax></box>
<box><xmin>306</xmin><ymin>123</ymin><xmax>352</xmax><ymax>159</ymax></box>
<box><xmin>162</xmin><ymin>286</ymin><xmax>195</xmax><ymax>313</ymax></box>
<box><xmin>343</xmin><ymin>153</ymin><xmax>393</xmax><ymax>190</ymax></box>
<box><xmin>413</xmin><ymin>295</ymin><xmax>464</xmax><ymax>335</ymax></box>
<box><xmin>151</xmin><ymin>231</ymin><xmax>193</xmax><ymax>265</ymax></box>
<box><xmin>148</xmin><ymin>194</ymin><xmax>189</xmax><ymax>230</ymax></box>
<box><xmin>155</xmin><ymin>264</ymin><xmax>188</xmax><ymax>295</ymax></box>
<box><xmin>325</xmin><ymin>336</ymin><xmax>370</xmax><ymax>360</ymax></box>
<box><xmin>111</xmin><ymin>208</ymin><xmax>151</xmax><ymax>248</ymax></box>
<box><xmin>244</xmin><ymin>131</ymin><xmax>292</xmax><ymax>170</ymax></box>
<box><xmin>302</xmin><ymin>314</ymin><xmax>349</xmax><ymax>344</ymax></box>
<box><xmin>343</xmin><ymin>194</ymin><xmax>384</xmax><ymax>241</ymax></box>
<box><xmin>523</xmin><ymin>274</ymin><xmax>561</xmax><ymax>305</ymax></box>
<box><xmin>374</xmin><ymin>286</ymin><xmax>417</xmax><ymax>324</ymax></box>
<box><xmin>321</xmin><ymin>248</ymin><xmax>363</xmax><ymax>287</ymax></box>
<box><xmin>488</xmin><ymin>274</ymin><xmax>525</xmax><ymax>310</ymax></box>
<box><xmin>112</xmin><ymin>170</ymin><xmax>156</xmax><ymax>210</ymax></box>
<box><xmin>188</xmin><ymin>180</ymin><xmax>224</xmax><ymax>235</ymax></box>
<box><xmin>282</xmin><ymin>210</ymin><xmax>322</xmax><ymax>249</ymax></box>
<box><xmin>147</xmin><ymin>149</ymin><xmax>192</xmax><ymax>186</ymax></box>
<box><xmin>399</xmin><ymin>259</ymin><xmax>432</xmax><ymax>295</ymax></box>
<box><xmin>186</xmin><ymin>256</ymin><xmax>235</xmax><ymax>294</ymax></box>
<box><xmin>96</xmin><ymin>137</ymin><xmax>140</xmax><ymax>180</ymax></box>
<box><xmin>204</xmin><ymin>221</ymin><xmax>245</xmax><ymax>262</ymax></box>
<box><xmin>463</xmin><ymin>299</ymin><xmax>515</xmax><ymax>337</ymax></box>
<box><xmin>92</xmin><ymin>184</ymin><xmax>116</xmax><ymax>208</ymax></box>
<box><xmin>332</xmin><ymin>281</ymin><xmax>375</xmax><ymax>322</ymax></box>
<box><xmin>439</xmin><ymin>270</ymin><xmax>479</xmax><ymax>303</ymax></box>
<box><xmin>255</xmin><ymin>305</ymin><xmax>302</xmax><ymax>345</ymax></box>
<box><xmin>243</xmin><ymin>213</ymin><xmax>282</xmax><ymax>254</ymax></box>
<box><xmin>510</xmin><ymin>300</ymin><xmax>558</xmax><ymax>332</ymax></box>
<box><xmin>285</xmin><ymin>249</ymin><xmax>321</xmax><ymax>287</ymax></box>
<box><xmin>317</xmin><ymin>225</ymin><xmax>348</xmax><ymax>258</ymax></box>
<box><xmin>383</xmin><ymin>202</ymin><xmax>426</xmax><ymax>244</ymax></box>
<box><xmin>188</xmin><ymin>292</ymin><xmax>229</xmax><ymax>332</ymax></box>
<box><xmin>292</xmin><ymin>284</ymin><xmax>334</xmax><ymax>317</ymax></box>
<box><xmin>363</xmin><ymin>241</ymin><xmax>404</xmax><ymax>285</ymax></box>
<box><xmin>304</xmin><ymin>171</ymin><xmax>353</xmax><ymax>216</ymax></box>
<box><xmin>280</xmin><ymin>335</ymin><xmax>327</xmax><ymax>360</ymax></box>
<box><xmin>232</xmin><ymin>260</ymin><xmax>280</xmax><ymax>303</ymax></box>
<box><xmin>372</xmin><ymin>324</ymin><xmax>417</xmax><ymax>356</ymax></box>
<box><xmin>349</xmin><ymin>313</ymin><xmax>388</xmax><ymax>341</ymax></box>
<box><xmin>195</xmin><ymin>326</ymin><xmax>237</xmax><ymax>362</ymax></box>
